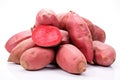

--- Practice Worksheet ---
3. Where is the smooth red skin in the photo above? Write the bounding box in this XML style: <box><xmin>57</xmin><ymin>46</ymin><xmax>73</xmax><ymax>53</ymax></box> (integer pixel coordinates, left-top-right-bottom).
<box><xmin>93</xmin><ymin>25</ymin><xmax>106</xmax><ymax>42</ymax></box>
<box><xmin>60</xmin><ymin>30</ymin><xmax>70</xmax><ymax>44</ymax></box>
<box><xmin>57</xmin><ymin>13</ymin><xmax>66</xmax><ymax>30</ymax></box>
<box><xmin>63</xmin><ymin>11</ymin><xmax>94</xmax><ymax>64</ymax></box>
<box><xmin>82</xmin><ymin>17</ymin><xmax>106</xmax><ymax>42</ymax></box>
<box><xmin>20</xmin><ymin>47</ymin><xmax>54</xmax><ymax>70</ymax></box>
<box><xmin>56</xmin><ymin>44</ymin><xmax>87</xmax><ymax>74</ymax></box>
<box><xmin>93</xmin><ymin>41</ymin><xmax>116</xmax><ymax>66</ymax></box>
<box><xmin>50</xmin><ymin>30</ymin><xmax>70</xmax><ymax>65</ymax></box>
<box><xmin>5</xmin><ymin>30</ymin><xmax>32</xmax><ymax>53</ymax></box>
<box><xmin>81</xmin><ymin>17</ymin><xmax>95</xmax><ymax>36</ymax></box>
<box><xmin>35</xmin><ymin>9</ymin><xmax>59</xmax><ymax>27</ymax></box>
<box><xmin>8</xmin><ymin>38</ymin><xmax>36</xmax><ymax>64</ymax></box>
<box><xmin>32</xmin><ymin>25</ymin><xmax>62</xmax><ymax>47</ymax></box>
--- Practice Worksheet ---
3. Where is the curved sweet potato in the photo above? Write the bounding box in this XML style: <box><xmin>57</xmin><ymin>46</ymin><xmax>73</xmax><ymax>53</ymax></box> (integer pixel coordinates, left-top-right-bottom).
<box><xmin>56</xmin><ymin>44</ymin><xmax>87</xmax><ymax>74</ymax></box>
<box><xmin>20</xmin><ymin>47</ymin><xmax>54</xmax><ymax>70</ymax></box>
<box><xmin>8</xmin><ymin>38</ymin><xmax>36</xmax><ymax>64</ymax></box>
<box><xmin>5</xmin><ymin>30</ymin><xmax>32</xmax><ymax>53</ymax></box>
<box><xmin>62</xmin><ymin>11</ymin><xmax>94</xmax><ymax>64</ymax></box>
<box><xmin>93</xmin><ymin>41</ymin><xmax>116</xmax><ymax>66</ymax></box>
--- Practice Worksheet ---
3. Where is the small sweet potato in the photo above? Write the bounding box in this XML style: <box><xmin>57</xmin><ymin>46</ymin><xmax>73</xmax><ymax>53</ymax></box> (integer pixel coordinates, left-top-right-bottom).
<box><xmin>62</xmin><ymin>11</ymin><xmax>94</xmax><ymax>64</ymax></box>
<box><xmin>32</xmin><ymin>25</ymin><xmax>62</xmax><ymax>47</ymax></box>
<box><xmin>5</xmin><ymin>30</ymin><xmax>32</xmax><ymax>52</ymax></box>
<box><xmin>35</xmin><ymin>8</ymin><xmax>59</xmax><ymax>27</ymax></box>
<box><xmin>56</xmin><ymin>44</ymin><xmax>87</xmax><ymax>74</ymax></box>
<box><xmin>93</xmin><ymin>41</ymin><xmax>116</xmax><ymax>66</ymax></box>
<box><xmin>20</xmin><ymin>47</ymin><xmax>54</xmax><ymax>70</ymax></box>
<box><xmin>8</xmin><ymin>38</ymin><xmax>36</xmax><ymax>64</ymax></box>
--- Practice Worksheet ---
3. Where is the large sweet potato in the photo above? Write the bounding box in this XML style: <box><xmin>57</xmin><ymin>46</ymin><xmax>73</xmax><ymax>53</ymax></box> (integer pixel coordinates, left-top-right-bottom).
<box><xmin>62</xmin><ymin>11</ymin><xmax>94</xmax><ymax>64</ymax></box>
<box><xmin>20</xmin><ymin>47</ymin><xmax>54</xmax><ymax>70</ymax></box>
<box><xmin>56</xmin><ymin>44</ymin><xmax>87</xmax><ymax>74</ymax></box>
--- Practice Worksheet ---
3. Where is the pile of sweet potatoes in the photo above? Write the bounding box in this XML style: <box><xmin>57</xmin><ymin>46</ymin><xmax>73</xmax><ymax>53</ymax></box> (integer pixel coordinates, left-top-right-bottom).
<box><xmin>5</xmin><ymin>9</ymin><xmax>116</xmax><ymax>74</ymax></box>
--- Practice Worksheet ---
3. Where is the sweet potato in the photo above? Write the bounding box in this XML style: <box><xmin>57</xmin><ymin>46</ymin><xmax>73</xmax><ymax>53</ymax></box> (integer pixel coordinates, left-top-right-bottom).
<box><xmin>8</xmin><ymin>38</ymin><xmax>36</xmax><ymax>64</ymax></box>
<box><xmin>93</xmin><ymin>41</ymin><xmax>116</xmax><ymax>66</ymax></box>
<box><xmin>35</xmin><ymin>8</ymin><xmax>59</xmax><ymax>27</ymax></box>
<box><xmin>60</xmin><ymin>30</ymin><xmax>70</xmax><ymax>44</ymax></box>
<box><xmin>82</xmin><ymin>17</ymin><xmax>106</xmax><ymax>42</ymax></box>
<box><xmin>56</xmin><ymin>44</ymin><xmax>87</xmax><ymax>74</ymax></box>
<box><xmin>62</xmin><ymin>11</ymin><xmax>94</xmax><ymax>64</ymax></box>
<box><xmin>81</xmin><ymin>17</ymin><xmax>95</xmax><ymax>35</ymax></box>
<box><xmin>92</xmin><ymin>25</ymin><xmax>106</xmax><ymax>42</ymax></box>
<box><xmin>32</xmin><ymin>25</ymin><xmax>62</xmax><ymax>47</ymax></box>
<box><xmin>5</xmin><ymin>30</ymin><xmax>32</xmax><ymax>53</ymax></box>
<box><xmin>20</xmin><ymin>47</ymin><xmax>54</xmax><ymax>70</ymax></box>
<box><xmin>57</xmin><ymin>13</ymin><xmax>66</xmax><ymax>30</ymax></box>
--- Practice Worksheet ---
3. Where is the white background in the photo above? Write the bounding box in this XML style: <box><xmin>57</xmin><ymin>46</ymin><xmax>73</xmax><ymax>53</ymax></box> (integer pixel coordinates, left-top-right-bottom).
<box><xmin>0</xmin><ymin>0</ymin><xmax>120</xmax><ymax>80</ymax></box>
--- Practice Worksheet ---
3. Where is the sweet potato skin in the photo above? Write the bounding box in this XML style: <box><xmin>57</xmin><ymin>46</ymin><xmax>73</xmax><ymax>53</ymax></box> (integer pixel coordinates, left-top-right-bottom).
<box><xmin>8</xmin><ymin>38</ymin><xmax>36</xmax><ymax>64</ymax></box>
<box><xmin>81</xmin><ymin>17</ymin><xmax>95</xmax><ymax>35</ymax></box>
<box><xmin>20</xmin><ymin>47</ymin><xmax>54</xmax><ymax>70</ymax></box>
<box><xmin>60</xmin><ymin>30</ymin><xmax>70</xmax><ymax>44</ymax></box>
<box><xmin>93</xmin><ymin>41</ymin><xmax>116</xmax><ymax>66</ymax></box>
<box><xmin>56</xmin><ymin>44</ymin><xmax>87</xmax><ymax>74</ymax></box>
<box><xmin>81</xmin><ymin>17</ymin><xmax>95</xmax><ymax>38</ymax></box>
<box><xmin>5</xmin><ymin>30</ymin><xmax>32</xmax><ymax>53</ymax></box>
<box><xmin>92</xmin><ymin>25</ymin><xmax>106</xmax><ymax>42</ymax></box>
<box><xmin>82</xmin><ymin>17</ymin><xmax>106</xmax><ymax>42</ymax></box>
<box><xmin>57</xmin><ymin>13</ymin><xmax>66</xmax><ymax>30</ymax></box>
<box><xmin>35</xmin><ymin>9</ymin><xmax>59</xmax><ymax>27</ymax></box>
<box><xmin>63</xmin><ymin>11</ymin><xmax>94</xmax><ymax>64</ymax></box>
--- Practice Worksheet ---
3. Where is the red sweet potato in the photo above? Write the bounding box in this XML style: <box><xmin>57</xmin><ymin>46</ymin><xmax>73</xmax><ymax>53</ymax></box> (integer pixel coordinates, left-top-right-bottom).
<box><xmin>57</xmin><ymin>13</ymin><xmax>66</xmax><ymax>30</ymax></box>
<box><xmin>92</xmin><ymin>25</ymin><xmax>106</xmax><ymax>42</ymax></box>
<box><xmin>56</xmin><ymin>44</ymin><xmax>87</xmax><ymax>74</ymax></box>
<box><xmin>81</xmin><ymin>17</ymin><xmax>95</xmax><ymax>35</ymax></box>
<box><xmin>60</xmin><ymin>30</ymin><xmax>70</xmax><ymax>44</ymax></box>
<box><xmin>62</xmin><ymin>11</ymin><xmax>94</xmax><ymax>64</ymax></box>
<box><xmin>82</xmin><ymin>17</ymin><xmax>106</xmax><ymax>42</ymax></box>
<box><xmin>5</xmin><ymin>30</ymin><xmax>32</xmax><ymax>53</ymax></box>
<box><xmin>32</xmin><ymin>25</ymin><xmax>62</xmax><ymax>47</ymax></box>
<box><xmin>35</xmin><ymin>8</ymin><xmax>59</xmax><ymax>27</ymax></box>
<box><xmin>20</xmin><ymin>47</ymin><xmax>54</xmax><ymax>70</ymax></box>
<box><xmin>93</xmin><ymin>41</ymin><xmax>116</xmax><ymax>66</ymax></box>
<box><xmin>8</xmin><ymin>38</ymin><xmax>36</xmax><ymax>64</ymax></box>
